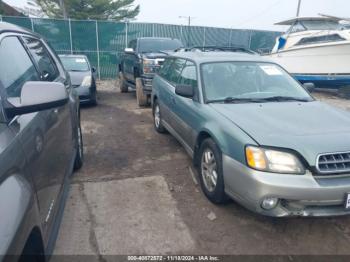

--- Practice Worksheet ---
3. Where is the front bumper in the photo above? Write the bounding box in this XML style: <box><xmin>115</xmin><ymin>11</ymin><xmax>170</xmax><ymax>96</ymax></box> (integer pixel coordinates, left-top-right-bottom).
<box><xmin>141</xmin><ymin>74</ymin><xmax>154</xmax><ymax>95</ymax></box>
<box><xmin>74</xmin><ymin>85</ymin><xmax>94</xmax><ymax>104</ymax></box>
<box><xmin>223</xmin><ymin>154</ymin><xmax>350</xmax><ymax>217</ymax></box>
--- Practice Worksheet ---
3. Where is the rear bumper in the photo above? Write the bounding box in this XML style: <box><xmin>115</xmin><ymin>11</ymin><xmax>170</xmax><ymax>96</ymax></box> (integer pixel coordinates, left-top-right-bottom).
<box><xmin>294</xmin><ymin>74</ymin><xmax>350</xmax><ymax>89</ymax></box>
<box><xmin>223</xmin><ymin>154</ymin><xmax>350</xmax><ymax>217</ymax></box>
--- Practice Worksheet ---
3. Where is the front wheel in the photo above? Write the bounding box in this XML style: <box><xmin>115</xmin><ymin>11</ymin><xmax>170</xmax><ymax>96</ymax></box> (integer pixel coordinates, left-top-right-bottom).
<box><xmin>136</xmin><ymin>78</ymin><xmax>149</xmax><ymax>107</ymax></box>
<box><xmin>74</xmin><ymin>119</ymin><xmax>84</xmax><ymax>171</ymax></box>
<box><xmin>198</xmin><ymin>138</ymin><xmax>228</xmax><ymax>204</ymax></box>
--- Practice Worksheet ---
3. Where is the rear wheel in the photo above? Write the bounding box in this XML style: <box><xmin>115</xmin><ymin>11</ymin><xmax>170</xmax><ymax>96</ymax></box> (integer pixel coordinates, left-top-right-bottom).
<box><xmin>153</xmin><ymin>100</ymin><xmax>167</xmax><ymax>133</ymax></box>
<box><xmin>136</xmin><ymin>77</ymin><xmax>149</xmax><ymax>106</ymax></box>
<box><xmin>198</xmin><ymin>138</ymin><xmax>228</xmax><ymax>204</ymax></box>
<box><xmin>74</xmin><ymin>118</ymin><xmax>84</xmax><ymax>171</ymax></box>
<box><xmin>119</xmin><ymin>72</ymin><xmax>128</xmax><ymax>93</ymax></box>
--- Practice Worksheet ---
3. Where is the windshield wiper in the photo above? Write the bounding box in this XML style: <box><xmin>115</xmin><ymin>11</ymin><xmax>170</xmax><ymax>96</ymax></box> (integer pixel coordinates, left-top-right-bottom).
<box><xmin>207</xmin><ymin>96</ymin><xmax>311</xmax><ymax>104</ymax></box>
<box><xmin>261</xmin><ymin>96</ymin><xmax>311</xmax><ymax>102</ymax></box>
<box><xmin>207</xmin><ymin>97</ymin><xmax>266</xmax><ymax>104</ymax></box>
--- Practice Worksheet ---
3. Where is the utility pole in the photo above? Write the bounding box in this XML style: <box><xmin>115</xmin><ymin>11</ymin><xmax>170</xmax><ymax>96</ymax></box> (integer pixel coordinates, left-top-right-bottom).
<box><xmin>58</xmin><ymin>0</ymin><xmax>67</xmax><ymax>19</ymax></box>
<box><xmin>179</xmin><ymin>16</ymin><xmax>194</xmax><ymax>47</ymax></box>
<box><xmin>296</xmin><ymin>0</ymin><xmax>302</xmax><ymax>17</ymax></box>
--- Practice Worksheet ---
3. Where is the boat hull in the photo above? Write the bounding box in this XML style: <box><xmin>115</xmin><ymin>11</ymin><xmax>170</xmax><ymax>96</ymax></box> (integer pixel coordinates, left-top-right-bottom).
<box><xmin>268</xmin><ymin>41</ymin><xmax>350</xmax><ymax>88</ymax></box>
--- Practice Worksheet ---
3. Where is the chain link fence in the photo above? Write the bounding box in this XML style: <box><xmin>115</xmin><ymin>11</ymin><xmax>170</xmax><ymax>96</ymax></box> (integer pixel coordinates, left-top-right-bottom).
<box><xmin>0</xmin><ymin>16</ymin><xmax>281</xmax><ymax>79</ymax></box>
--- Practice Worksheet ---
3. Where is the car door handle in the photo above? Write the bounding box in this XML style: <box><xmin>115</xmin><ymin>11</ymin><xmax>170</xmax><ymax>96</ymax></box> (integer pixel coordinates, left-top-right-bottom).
<box><xmin>171</xmin><ymin>97</ymin><xmax>176</xmax><ymax>105</ymax></box>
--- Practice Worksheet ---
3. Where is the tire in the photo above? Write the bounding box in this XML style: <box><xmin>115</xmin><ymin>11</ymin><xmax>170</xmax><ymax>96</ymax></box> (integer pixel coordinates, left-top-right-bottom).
<box><xmin>136</xmin><ymin>77</ymin><xmax>149</xmax><ymax>107</ymax></box>
<box><xmin>119</xmin><ymin>72</ymin><xmax>128</xmax><ymax>93</ymax></box>
<box><xmin>90</xmin><ymin>90</ymin><xmax>97</xmax><ymax>106</ymax></box>
<box><xmin>74</xmin><ymin>119</ymin><xmax>84</xmax><ymax>171</ymax></box>
<box><xmin>153</xmin><ymin>99</ymin><xmax>167</xmax><ymax>133</ymax></box>
<box><xmin>198</xmin><ymin>138</ymin><xmax>228</xmax><ymax>204</ymax></box>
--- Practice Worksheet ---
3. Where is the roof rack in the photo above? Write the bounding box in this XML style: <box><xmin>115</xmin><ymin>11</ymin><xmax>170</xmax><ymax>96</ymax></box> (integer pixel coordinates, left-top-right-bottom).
<box><xmin>174</xmin><ymin>45</ymin><xmax>257</xmax><ymax>54</ymax></box>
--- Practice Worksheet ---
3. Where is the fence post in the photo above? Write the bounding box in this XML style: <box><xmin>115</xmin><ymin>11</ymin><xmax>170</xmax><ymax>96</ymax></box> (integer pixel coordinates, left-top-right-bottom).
<box><xmin>248</xmin><ymin>30</ymin><xmax>253</xmax><ymax>50</ymax></box>
<box><xmin>125</xmin><ymin>22</ymin><xmax>128</xmax><ymax>48</ymax></box>
<box><xmin>229</xmin><ymin>28</ymin><xmax>233</xmax><ymax>47</ymax></box>
<box><xmin>152</xmin><ymin>23</ymin><xmax>155</xmax><ymax>37</ymax></box>
<box><xmin>68</xmin><ymin>19</ymin><xmax>73</xmax><ymax>54</ymax></box>
<box><xmin>202</xmin><ymin>27</ymin><xmax>206</xmax><ymax>47</ymax></box>
<box><xmin>180</xmin><ymin>25</ymin><xmax>183</xmax><ymax>44</ymax></box>
<box><xmin>95</xmin><ymin>20</ymin><xmax>101</xmax><ymax>80</ymax></box>
<box><xmin>30</xmin><ymin>18</ymin><xmax>34</xmax><ymax>32</ymax></box>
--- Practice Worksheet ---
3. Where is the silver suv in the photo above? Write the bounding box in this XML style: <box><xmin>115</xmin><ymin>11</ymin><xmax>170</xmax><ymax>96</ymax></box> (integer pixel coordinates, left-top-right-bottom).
<box><xmin>0</xmin><ymin>22</ymin><xmax>83</xmax><ymax>260</ymax></box>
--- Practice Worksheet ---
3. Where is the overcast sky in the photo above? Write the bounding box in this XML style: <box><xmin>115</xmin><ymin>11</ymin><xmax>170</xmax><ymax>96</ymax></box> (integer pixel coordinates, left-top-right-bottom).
<box><xmin>7</xmin><ymin>0</ymin><xmax>350</xmax><ymax>30</ymax></box>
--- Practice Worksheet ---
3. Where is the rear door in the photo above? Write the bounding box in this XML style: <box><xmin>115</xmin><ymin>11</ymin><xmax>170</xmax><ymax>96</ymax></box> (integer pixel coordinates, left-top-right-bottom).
<box><xmin>123</xmin><ymin>39</ymin><xmax>138</xmax><ymax>82</ymax></box>
<box><xmin>172</xmin><ymin>60</ymin><xmax>200</xmax><ymax>149</ymax></box>
<box><xmin>157</xmin><ymin>58</ymin><xmax>186</xmax><ymax>129</ymax></box>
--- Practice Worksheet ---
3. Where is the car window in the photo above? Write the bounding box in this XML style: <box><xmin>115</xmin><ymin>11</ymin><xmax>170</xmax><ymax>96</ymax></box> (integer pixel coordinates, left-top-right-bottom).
<box><xmin>158</xmin><ymin>58</ymin><xmax>174</xmax><ymax>80</ymax></box>
<box><xmin>179</xmin><ymin>61</ymin><xmax>197</xmax><ymax>88</ymax></box>
<box><xmin>23</xmin><ymin>37</ymin><xmax>59</xmax><ymax>82</ymax></box>
<box><xmin>60</xmin><ymin>56</ymin><xmax>90</xmax><ymax>72</ymax></box>
<box><xmin>0</xmin><ymin>36</ymin><xmax>39</xmax><ymax>98</ymax></box>
<box><xmin>128</xmin><ymin>40</ymin><xmax>137</xmax><ymax>51</ymax></box>
<box><xmin>138</xmin><ymin>39</ymin><xmax>183</xmax><ymax>53</ymax></box>
<box><xmin>167</xmin><ymin>59</ymin><xmax>186</xmax><ymax>84</ymax></box>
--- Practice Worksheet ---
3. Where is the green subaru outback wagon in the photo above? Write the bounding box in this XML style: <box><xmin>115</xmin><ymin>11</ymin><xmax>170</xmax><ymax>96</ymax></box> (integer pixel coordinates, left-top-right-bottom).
<box><xmin>151</xmin><ymin>50</ymin><xmax>350</xmax><ymax>217</ymax></box>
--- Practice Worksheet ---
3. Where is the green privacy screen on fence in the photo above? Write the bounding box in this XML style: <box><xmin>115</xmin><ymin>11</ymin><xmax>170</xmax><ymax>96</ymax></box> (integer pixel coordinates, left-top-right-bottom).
<box><xmin>1</xmin><ymin>16</ymin><xmax>281</xmax><ymax>79</ymax></box>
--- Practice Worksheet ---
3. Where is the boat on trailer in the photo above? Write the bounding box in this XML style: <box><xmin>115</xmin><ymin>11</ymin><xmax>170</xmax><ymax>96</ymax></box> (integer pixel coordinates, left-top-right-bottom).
<box><xmin>267</xmin><ymin>16</ymin><xmax>350</xmax><ymax>90</ymax></box>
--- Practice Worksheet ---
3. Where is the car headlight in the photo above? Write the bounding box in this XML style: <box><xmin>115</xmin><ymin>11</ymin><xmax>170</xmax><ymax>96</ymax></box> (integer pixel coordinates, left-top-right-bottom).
<box><xmin>245</xmin><ymin>146</ymin><xmax>305</xmax><ymax>174</ymax></box>
<box><xmin>81</xmin><ymin>76</ymin><xmax>92</xmax><ymax>87</ymax></box>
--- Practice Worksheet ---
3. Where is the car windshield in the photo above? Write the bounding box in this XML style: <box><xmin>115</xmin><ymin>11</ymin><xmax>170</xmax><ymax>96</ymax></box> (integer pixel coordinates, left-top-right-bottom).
<box><xmin>60</xmin><ymin>56</ymin><xmax>90</xmax><ymax>72</ymax></box>
<box><xmin>139</xmin><ymin>39</ymin><xmax>183</xmax><ymax>53</ymax></box>
<box><xmin>201</xmin><ymin>62</ymin><xmax>313</xmax><ymax>103</ymax></box>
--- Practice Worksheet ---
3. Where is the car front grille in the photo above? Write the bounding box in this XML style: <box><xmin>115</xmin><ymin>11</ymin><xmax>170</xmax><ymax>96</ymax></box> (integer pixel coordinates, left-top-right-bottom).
<box><xmin>317</xmin><ymin>152</ymin><xmax>350</xmax><ymax>174</ymax></box>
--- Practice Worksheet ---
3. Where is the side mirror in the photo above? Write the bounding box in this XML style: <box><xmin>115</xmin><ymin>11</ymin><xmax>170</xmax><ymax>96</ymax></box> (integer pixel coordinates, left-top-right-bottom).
<box><xmin>175</xmin><ymin>84</ymin><xmax>194</xmax><ymax>98</ymax></box>
<box><xmin>303</xmin><ymin>82</ymin><xmax>315</xmax><ymax>93</ymax></box>
<box><xmin>6</xmin><ymin>81</ymin><xmax>68</xmax><ymax>118</ymax></box>
<box><xmin>92</xmin><ymin>67</ymin><xmax>96</xmax><ymax>73</ymax></box>
<box><xmin>124</xmin><ymin>48</ymin><xmax>135</xmax><ymax>54</ymax></box>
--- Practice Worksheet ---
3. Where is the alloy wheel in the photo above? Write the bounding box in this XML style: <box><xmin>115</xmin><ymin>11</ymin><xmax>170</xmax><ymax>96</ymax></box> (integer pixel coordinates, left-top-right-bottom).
<box><xmin>154</xmin><ymin>104</ymin><xmax>161</xmax><ymax>129</ymax></box>
<box><xmin>201</xmin><ymin>149</ymin><xmax>218</xmax><ymax>193</ymax></box>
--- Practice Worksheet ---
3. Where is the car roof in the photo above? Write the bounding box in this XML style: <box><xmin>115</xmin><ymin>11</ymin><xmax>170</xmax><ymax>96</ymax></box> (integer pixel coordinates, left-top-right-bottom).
<box><xmin>169</xmin><ymin>51</ymin><xmax>273</xmax><ymax>64</ymax></box>
<box><xmin>0</xmin><ymin>22</ymin><xmax>36</xmax><ymax>36</ymax></box>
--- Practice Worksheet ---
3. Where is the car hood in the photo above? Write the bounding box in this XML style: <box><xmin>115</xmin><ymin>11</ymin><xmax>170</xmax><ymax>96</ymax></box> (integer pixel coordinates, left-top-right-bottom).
<box><xmin>210</xmin><ymin>101</ymin><xmax>350</xmax><ymax>165</ymax></box>
<box><xmin>67</xmin><ymin>71</ymin><xmax>91</xmax><ymax>86</ymax></box>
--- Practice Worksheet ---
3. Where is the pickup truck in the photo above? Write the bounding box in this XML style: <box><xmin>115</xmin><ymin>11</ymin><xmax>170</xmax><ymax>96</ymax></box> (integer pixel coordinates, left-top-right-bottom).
<box><xmin>118</xmin><ymin>37</ymin><xmax>183</xmax><ymax>106</ymax></box>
